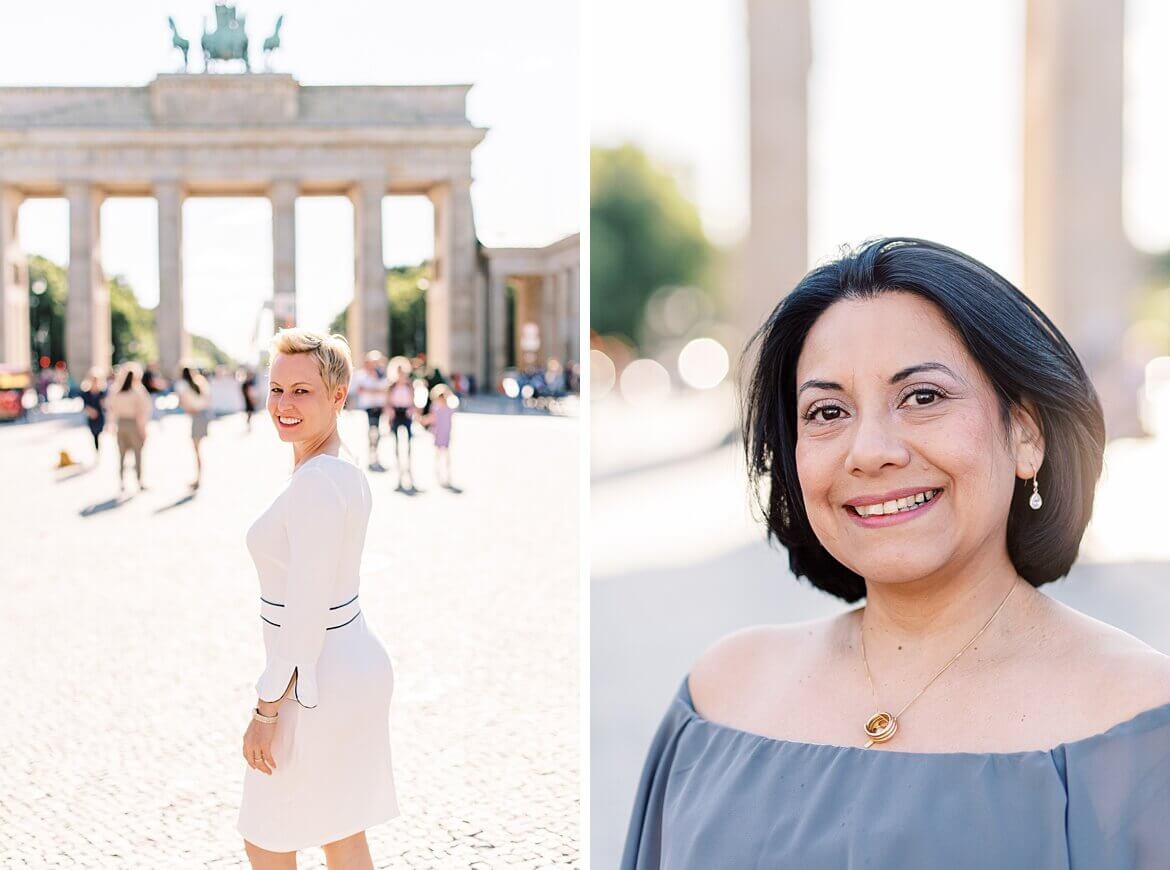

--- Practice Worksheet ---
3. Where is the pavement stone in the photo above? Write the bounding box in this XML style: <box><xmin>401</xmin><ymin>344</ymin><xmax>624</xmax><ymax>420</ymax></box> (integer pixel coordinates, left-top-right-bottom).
<box><xmin>0</xmin><ymin>405</ymin><xmax>580</xmax><ymax>868</ymax></box>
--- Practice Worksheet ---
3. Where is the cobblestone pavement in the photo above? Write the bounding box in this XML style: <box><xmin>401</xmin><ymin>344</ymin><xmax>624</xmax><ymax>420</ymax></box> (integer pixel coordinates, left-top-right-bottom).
<box><xmin>0</xmin><ymin>405</ymin><xmax>580</xmax><ymax>868</ymax></box>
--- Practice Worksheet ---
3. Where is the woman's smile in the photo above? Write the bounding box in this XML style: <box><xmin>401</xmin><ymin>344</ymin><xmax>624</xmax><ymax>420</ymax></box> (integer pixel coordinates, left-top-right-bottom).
<box><xmin>844</xmin><ymin>487</ymin><xmax>944</xmax><ymax>528</ymax></box>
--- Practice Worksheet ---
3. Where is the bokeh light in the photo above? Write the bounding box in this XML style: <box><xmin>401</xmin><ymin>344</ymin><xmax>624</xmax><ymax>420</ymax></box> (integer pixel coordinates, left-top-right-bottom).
<box><xmin>591</xmin><ymin>349</ymin><xmax>617</xmax><ymax>399</ymax></box>
<box><xmin>619</xmin><ymin>358</ymin><xmax>671</xmax><ymax>405</ymax></box>
<box><xmin>677</xmin><ymin>337</ymin><xmax>729</xmax><ymax>390</ymax></box>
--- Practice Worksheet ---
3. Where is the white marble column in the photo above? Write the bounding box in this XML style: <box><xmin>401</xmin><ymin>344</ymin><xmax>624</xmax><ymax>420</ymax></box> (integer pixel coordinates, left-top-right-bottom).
<box><xmin>269</xmin><ymin>179</ymin><xmax>298</xmax><ymax>331</ymax></box>
<box><xmin>65</xmin><ymin>182</ymin><xmax>109</xmax><ymax>376</ymax></box>
<box><xmin>349</xmin><ymin>178</ymin><xmax>388</xmax><ymax>358</ymax></box>
<box><xmin>488</xmin><ymin>268</ymin><xmax>509</xmax><ymax>386</ymax></box>
<box><xmin>155</xmin><ymin>180</ymin><xmax>188</xmax><ymax>377</ymax></box>
<box><xmin>428</xmin><ymin>177</ymin><xmax>478</xmax><ymax>379</ymax></box>
<box><xmin>0</xmin><ymin>185</ymin><xmax>30</xmax><ymax>370</ymax></box>
<box><xmin>1025</xmin><ymin>0</ymin><xmax>1139</xmax><ymax>433</ymax></box>
<box><xmin>743</xmin><ymin>0</ymin><xmax>810</xmax><ymax>337</ymax></box>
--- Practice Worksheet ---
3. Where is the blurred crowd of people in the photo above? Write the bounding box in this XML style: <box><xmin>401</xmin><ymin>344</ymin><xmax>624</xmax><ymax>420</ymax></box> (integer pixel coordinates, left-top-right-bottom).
<box><xmin>24</xmin><ymin>351</ymin><xmax>465</xmax><ymax>496</ymax></box>
<box><xmin>500</xmin><ymin>358</ymin><xmax>580</xmax><ymax>407</ymax></box>
<box><xmin>351</xmin><ymin>351</ymin><xmax>458</xmax><ymax>492</ymax></box>
<box><xmin>3</xmin><ymin>344</ymin><xmax>581</xmax><ymax>497</ymax></box>
<box><xmin>74</xmin><ymin>362</ymin><xmax>261</xmax><ymax>493</ymax></box>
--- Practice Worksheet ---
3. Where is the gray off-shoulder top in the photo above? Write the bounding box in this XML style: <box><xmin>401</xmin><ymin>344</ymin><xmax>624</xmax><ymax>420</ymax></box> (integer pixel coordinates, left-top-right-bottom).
<box><xmin>621</xmin><ymin>676</ymin><xmax>1170</xmax><ymax>869</ymax></box>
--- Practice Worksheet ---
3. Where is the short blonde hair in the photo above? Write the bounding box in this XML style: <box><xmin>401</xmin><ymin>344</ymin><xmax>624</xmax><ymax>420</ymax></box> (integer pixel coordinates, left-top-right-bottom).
<box><xmin>268</xmin><ymin>328</ymin><xmax>354</xmax><ymax>394</ymax></box>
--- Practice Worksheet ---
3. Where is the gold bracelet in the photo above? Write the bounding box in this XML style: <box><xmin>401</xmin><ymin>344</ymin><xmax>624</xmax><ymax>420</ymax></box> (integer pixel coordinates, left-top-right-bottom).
<box><xmin>252</xmin><ymin>707</ymin><xmax>279</xmax><ymax>724</ymax></box>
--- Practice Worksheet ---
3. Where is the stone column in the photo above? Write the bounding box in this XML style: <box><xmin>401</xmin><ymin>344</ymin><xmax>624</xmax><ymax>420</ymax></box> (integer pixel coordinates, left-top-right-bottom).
<box><xmin>428</xmin><ymin>177</ymin><xmax>478</xmax><ymax>379</ymax></box>
<box><xmin>559</xmin><ymin>268</ymin><xmax>573</xmax><ymax>367</ymax></box>
<box><xmin>65</xmin><ymin>182</ymin><xmax>109</xmax><ymax>377</ymax></box>
<box><xmin>0</xmin><ymin>185</ymin><xmax>30</xmax><ymax>370</ymax></box>
<box><xmin>538</xmin><ymin>275</ymin><xmax>556</xmax><ymax>367</ymax></box>
<box><xmin>349</xmin><ymin>178</ymin><xmax>388</xmax><ymax>359</ymax></box>
<box><xmin>488</xmin><ymin>267</ymin><xmax>509</xmax><ymax>386</ymax></box>
<box><xmin>743</xmin><ymin>0</ymin><xmax>810</xmax><ymax>338</ymax></box>
<box><xmin>1025</xmin><ymin>0</ymin><xmax>1140</xmax><ymax>434</ymax></box>
<box><xmin>550</xmin><ymin>271</ymin><xmax>567</xmax><ymax>365</ymax></box>
<box><xmin>473</xmin><ymin>267</ymin><xmax>488</xmax><ymax>390</ymax></box>
<box><xmin>515</xmin><ymin>277</ymin><xmax>537</xmax><ymax>368</ymax></box>
<box><xmin>155</xmin><ymin>180</ymin><xmax>188</xmax><ymax>377</ymax></box>
<box><xmin>566</xmin><ymin>264</ymin><xmax>580</xmax><ymax>364</ymax></box>
<box><xmin>269</xmin><ymin>179</ymin><xmax>298</xmax><ymax>331</ymax></box>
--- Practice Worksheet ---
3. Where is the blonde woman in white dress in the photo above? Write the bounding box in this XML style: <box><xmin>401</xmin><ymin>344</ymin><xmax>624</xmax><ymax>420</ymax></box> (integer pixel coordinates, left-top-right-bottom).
<box><xmin>239</xmin><ymin>329</ymin><xmax>398</xmax><ymax>868</ymax></box>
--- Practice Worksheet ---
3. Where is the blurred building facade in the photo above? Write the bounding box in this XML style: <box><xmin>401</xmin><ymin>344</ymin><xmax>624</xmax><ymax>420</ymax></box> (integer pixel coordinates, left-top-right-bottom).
<box><xmin>0</xmin><ymin>73</ymin><xmax>527</xmax><ymax>389</ymax></box>
<box><xmin>482</xmin><ymin>233</ymin><xmax>581</xmax><ymax>374</ymax></box>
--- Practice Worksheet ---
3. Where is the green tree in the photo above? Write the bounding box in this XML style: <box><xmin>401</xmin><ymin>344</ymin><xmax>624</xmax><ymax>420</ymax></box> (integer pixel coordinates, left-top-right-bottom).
<box><xmin>190</xmin><ymin>335</ymin><xmax>236</xmax><ymax>370</ymax></box>
<box><xmin>27</xmin><ymin>255</ymin><xmax>232</xmax><ymax>372</ymax></box>
<box><xmin>590</xmin><ymin>144</ymin><xmax>713</xmax><ymax>344</ymax></box>
<box><xmin>109</xmin><ymin>275</ymin><xmax>157</xmax><ymax>364</ymax></box>
<box><xmin>27</xmin><ymin>255</ymin><xmax>68</xmax><ymax>367</ymax></box>
<box><xmin>329</xmin><ymin>262</ymin><xmax>432</xmax><ymax>359</ymax></box>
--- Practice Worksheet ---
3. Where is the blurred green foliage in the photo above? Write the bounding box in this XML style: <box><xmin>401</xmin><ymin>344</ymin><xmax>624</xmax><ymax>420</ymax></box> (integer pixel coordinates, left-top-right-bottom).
<box><xmin>330</xmin><ymin>262</ymin><xmax>431</xmax><ymax>359</ymax></box>
<box><xmin>26</xmin><ymin>254</ymin><xmax>232</xmax><ymax>372</ymax></box>
<box><xmin>109</xmin><ymin>275</ymin><xmax>158</xmax><ymax>364</ymax></box>
<box><xmin>27</xmin><ymin>255</ymin><xmax>66</xmax><ymax>365</ymax></box>
<box><xmin>590</xmin><ymin>144</ymin><xmax>714</xmax><ymax>346</ymax></box>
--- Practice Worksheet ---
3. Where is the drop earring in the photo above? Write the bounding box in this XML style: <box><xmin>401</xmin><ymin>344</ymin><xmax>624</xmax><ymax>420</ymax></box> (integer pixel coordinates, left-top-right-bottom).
<box><xmin>1029</xmin><ymin>464</ymin><xmax>1043</xmax><ymax>510</ymax></box>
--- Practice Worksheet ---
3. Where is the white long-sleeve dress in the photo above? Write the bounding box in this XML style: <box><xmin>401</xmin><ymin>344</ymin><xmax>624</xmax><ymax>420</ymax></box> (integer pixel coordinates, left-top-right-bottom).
<box><xmin>238</xmin><ymin>453</ymin><xmax>399</xmax><ymax>852</ymax></box>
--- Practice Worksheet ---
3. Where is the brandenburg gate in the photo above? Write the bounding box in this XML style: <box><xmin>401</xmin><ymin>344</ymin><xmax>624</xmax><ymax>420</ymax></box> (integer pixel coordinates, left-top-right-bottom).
<box><xmin>0</xmin><ymin>73</ymin><xmax>489</xmax><ymax>381</ymax></box>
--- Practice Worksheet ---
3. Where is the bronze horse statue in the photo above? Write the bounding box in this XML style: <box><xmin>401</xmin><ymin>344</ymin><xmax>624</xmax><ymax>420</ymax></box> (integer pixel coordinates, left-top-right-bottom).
<box><xmin>167</xmin><ymin>16</ymin><xmax>190</xmax><ymax>70</ymax></box>
<box><xmin>263</xmin><ymin>14</ymin><xmax>283</xmax><ymax>54</ymax></box>
<box><xmin>262</xmin><ymin>14</ymin><xmax>283</xmax><ymax>70</ymax></box>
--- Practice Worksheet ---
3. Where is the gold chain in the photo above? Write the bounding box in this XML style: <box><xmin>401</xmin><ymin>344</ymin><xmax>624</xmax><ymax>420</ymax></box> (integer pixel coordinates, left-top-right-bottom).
<box><xmin>859</xmin><ymin>580</ymin><xmax>1018</xmax><ymax>747</ymax></box>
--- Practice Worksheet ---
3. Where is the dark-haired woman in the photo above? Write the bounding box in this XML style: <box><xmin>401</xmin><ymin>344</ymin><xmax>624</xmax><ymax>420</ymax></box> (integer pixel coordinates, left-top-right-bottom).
<box><xmin>106</xmin><ymin>363</ymin><xmax>152</xmax><ymax>493</ymax></box>
<box><xmin>176</xmin><ymin>365</ymin><xmax>212</xmax><ymax>490</ymax></box>
<box><xmin>622</xmin><ymin>238</ymin><xmax>1170</xmax><ymax>869</ymax></box>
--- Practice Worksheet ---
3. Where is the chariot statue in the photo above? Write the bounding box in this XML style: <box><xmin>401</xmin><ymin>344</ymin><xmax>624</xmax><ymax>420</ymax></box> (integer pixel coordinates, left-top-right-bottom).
<box><xmin>202</xmin><ymin>4</ymin><xmax>250</xmax><ymax>72</ymax></box>
<box><xmin>167</xmin><ymin>6</ymin><xmax>284</xmax><ymax>74</ymax></box>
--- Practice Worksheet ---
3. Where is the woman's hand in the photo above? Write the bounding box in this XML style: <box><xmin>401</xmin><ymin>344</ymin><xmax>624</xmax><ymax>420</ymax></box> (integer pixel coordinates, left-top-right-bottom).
<box><xmin>242</xmin><ymin>717</ymin><xmax>278</xmax><ymax>775</ymax></box>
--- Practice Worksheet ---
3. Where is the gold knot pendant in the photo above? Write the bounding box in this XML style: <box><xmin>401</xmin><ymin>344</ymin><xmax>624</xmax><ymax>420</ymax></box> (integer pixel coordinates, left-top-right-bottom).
<box><xmin>863</xmin><ymin>711</ymin><xmax>898</xmax><ymax>748</ymax></box>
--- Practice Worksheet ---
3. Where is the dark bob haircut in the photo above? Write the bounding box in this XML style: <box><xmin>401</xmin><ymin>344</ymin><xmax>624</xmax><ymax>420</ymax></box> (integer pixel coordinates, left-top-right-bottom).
<box><xmin>741</xmin><ymin>237</ymin><xmax>1106</xmax><ymax>603</ymax></box>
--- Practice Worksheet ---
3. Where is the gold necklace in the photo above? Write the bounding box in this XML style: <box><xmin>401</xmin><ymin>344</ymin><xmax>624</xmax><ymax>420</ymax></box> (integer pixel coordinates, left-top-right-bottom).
<box><xmin>859</xmin><ymin>581</ymin><xmax>1017</xmax><ymax>749</ymax></box>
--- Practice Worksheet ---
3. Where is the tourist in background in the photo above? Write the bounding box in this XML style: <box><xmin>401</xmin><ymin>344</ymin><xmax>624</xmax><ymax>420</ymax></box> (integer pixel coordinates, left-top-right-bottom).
<box><xmin>106</xmin><ymin>363</ymin><xmax>152</xmax><ymax>493</ymax></box>
<box><xmin>385</xmin><ymin>359</ymin><xmax>418</xmax><ymax>491</ymax></box>
<box><xmin>239</xmin><ymin>366</ymin><xmax>258</xmax><ymax>432</ymax></box>
<box><xmin>420</xmin><ymin>383</ymin><xmax>456</xmax><ymax>489</ymax></box>
<box><xmin>176</xmin><ymin>365</ymin><xmax>213</xmax><ymax>490</ymax></box>
<box><xmin>352</xmin><ymin>350</ymin><xmax>388</xmax><ymax>470</ymax></box>
<box><xmin>78</xmin><ymin>368</ymin><xmax>107</xmax><ymax>461</ymax></box>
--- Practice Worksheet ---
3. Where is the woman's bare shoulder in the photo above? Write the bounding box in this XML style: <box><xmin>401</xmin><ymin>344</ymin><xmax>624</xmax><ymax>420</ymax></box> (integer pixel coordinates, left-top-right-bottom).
<box><xmin>1037</xmin><ymin>595</ymin><xmax>1170</xmax><ymax>726</ymax></box>
<box><xmin>688</xmin><ymin>614</ymin><xmax>851</xmax><ymax>718</ymax></box>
